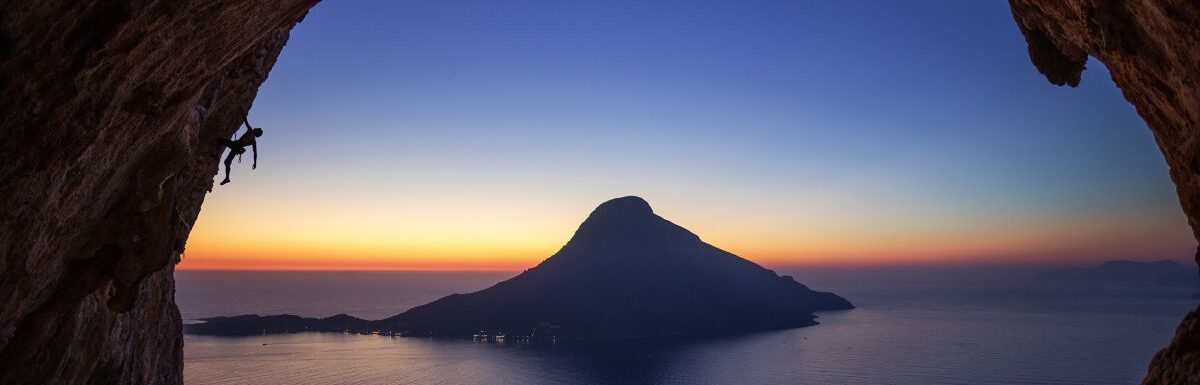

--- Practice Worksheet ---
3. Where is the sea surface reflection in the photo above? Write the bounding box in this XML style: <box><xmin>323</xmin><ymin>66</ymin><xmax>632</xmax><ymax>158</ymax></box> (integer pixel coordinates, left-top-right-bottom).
<box><xmin>182</xmin><ymin>269</ymin><xmax>1195</xmax><ymax>385</ymax></box>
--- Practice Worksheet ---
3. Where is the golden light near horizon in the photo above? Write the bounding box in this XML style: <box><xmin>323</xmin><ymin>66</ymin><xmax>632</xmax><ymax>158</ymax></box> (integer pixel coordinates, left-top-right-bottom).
<box><xmin>182</xmin><ymin>185</ymin><xmax>1195</xmax><ymax>271</ymax></box>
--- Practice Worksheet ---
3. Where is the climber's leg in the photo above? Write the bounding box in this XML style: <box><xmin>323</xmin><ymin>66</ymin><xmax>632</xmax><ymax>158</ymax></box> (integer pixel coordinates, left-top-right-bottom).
<box><xmin>220</xmin><ymin>151</ymin><xmax>235</xmax><ymax>185</ymax></box>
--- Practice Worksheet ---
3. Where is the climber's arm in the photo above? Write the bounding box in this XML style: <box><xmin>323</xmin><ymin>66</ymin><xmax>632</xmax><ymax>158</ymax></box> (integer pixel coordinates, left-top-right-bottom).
<box><xmin>252</xmin><ymin>142</ymin><xmax>258</xmax><ymax>169</ymax></box>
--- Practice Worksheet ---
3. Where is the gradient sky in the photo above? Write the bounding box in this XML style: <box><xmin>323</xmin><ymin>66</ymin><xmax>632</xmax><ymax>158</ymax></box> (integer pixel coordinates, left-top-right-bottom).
<box><xmin>184</xmin><ymin>0</ymin><xmax>1194</xmax><ymax>271</ymax></box>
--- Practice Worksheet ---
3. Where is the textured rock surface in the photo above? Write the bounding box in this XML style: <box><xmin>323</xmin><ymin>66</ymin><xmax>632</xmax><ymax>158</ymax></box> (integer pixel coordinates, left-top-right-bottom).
<box><xmin>0</xmin><ymin>1</ymin><xmax>317</xmax><ymax>383</ymax></box>
<box><xmin>1008</xmin><ymin>0</ymin><xmax>1200</xmax><ymax>383</ymax></box>
<box><xmin>0</xmin><ymin>0</ymin><xmax>1195</xmax><ymax>383</ymax></box>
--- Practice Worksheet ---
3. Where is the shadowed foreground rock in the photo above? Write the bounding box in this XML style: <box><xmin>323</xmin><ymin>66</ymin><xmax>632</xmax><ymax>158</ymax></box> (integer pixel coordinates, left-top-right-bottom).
<box><xmin>0</xmin><ymin>0</ymin><xmax>1197</xmax><ymax>383</ymax></box>
<box><xmin>1008</xmin><ymin>0</ymin><xmax>1200</xmax><ymax>383</ymax></box>
<box><xmin>0</xmin><ymin>1</ymin><xmax>318</xmax><ymax>383</ymax></box>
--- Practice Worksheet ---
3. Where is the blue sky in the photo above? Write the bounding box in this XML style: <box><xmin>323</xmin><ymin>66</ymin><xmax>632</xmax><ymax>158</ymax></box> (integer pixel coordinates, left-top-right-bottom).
<box><xmin>187</xmin><ymin>0</ymin><xmax>1193</xmax><ymax>270</ymax></box>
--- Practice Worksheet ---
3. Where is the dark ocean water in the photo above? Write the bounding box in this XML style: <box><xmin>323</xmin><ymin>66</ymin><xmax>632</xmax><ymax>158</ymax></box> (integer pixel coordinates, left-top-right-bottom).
<box><xmin>177</xmin><ymin>267</ymin><xmax>1197</xmax><ymax>385</ymax></box>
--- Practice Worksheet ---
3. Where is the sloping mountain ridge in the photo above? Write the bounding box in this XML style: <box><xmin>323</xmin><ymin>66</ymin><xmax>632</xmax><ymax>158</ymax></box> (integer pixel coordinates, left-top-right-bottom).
<box><xmin>377</xmin><ymin>196</ymin><xmax>852</xmax><ymax>339</ymax></box>
<box><xmin>187</xmin><ymin>196</ymin><xmax>852</xmax><ymax>339</ymax></box>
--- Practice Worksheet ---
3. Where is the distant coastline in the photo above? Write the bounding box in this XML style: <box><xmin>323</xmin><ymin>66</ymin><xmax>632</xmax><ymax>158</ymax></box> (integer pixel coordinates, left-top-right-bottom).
<box><xmin>1036</xmin><ymin>260</ymin><xmax>1197</xmax><ymax>287</ymax></box>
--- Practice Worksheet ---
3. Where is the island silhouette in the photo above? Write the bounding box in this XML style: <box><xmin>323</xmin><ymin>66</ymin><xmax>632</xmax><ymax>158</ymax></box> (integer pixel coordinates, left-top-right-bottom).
<box><xmin>186</xmin><ymin>196</ymin><xmax>853</xmax><ymax>339</ymax></box>
<box><xmin>1037</xmin><ymin>260</ymin><xmax>1198</xmax><ymax>287</ymax></box>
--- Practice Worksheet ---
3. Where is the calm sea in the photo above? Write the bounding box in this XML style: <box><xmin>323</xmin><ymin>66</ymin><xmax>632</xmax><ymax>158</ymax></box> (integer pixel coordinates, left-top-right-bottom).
<box><xmin>177</xmin><ymin>267</ymin><xmax>1197</xmax><ymax>385</ymax></box>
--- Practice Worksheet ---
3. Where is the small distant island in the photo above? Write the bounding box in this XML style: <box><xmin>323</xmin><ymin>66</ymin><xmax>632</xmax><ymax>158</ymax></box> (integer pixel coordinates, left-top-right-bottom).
<box><xmin>1036</xmin><ymin>260</ymin><xmax>1198</xmax><ymax>287</ymax></box>
<box><xmin>186</xmin><ymin>196</ymin><xmax>853</xmax><ymax>340</ymax></box>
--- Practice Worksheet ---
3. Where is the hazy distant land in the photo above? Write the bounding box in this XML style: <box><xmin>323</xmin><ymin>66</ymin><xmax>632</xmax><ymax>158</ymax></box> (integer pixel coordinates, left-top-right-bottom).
<box><xmin>1036</xmin><ymin>260</ymin><xmax>1198</xmax><ymax>287</ymax></box>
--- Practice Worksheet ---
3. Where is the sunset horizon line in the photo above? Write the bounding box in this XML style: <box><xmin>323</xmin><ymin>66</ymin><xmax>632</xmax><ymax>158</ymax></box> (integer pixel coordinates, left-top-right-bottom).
<box><xmin>176</xmin><ymin>255</ymin><xmax>1191</xmax><ymax>272</ymax></box>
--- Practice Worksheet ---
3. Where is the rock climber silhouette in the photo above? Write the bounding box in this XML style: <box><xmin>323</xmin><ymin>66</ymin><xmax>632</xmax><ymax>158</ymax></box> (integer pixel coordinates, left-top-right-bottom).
<box><xmin>217</xmin><ymin>117</ymin><xmax>262</xmax><ymax>185</ymax></box>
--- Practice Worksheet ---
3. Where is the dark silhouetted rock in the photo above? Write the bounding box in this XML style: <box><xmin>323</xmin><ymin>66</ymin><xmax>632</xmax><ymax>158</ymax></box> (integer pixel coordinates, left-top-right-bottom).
<box><xmin>1009</xmin><ymin>1</ymin><xmax>1200</xmax><ymax>382</ymax></box>
<box><xmin>186</xmin><ymin>314</ymin><xmax>373</xmax><ymax>336</ymax></box>
<box><xmin>189</xmin><ymin>197</ymin><xmax>852</xmax><ymax>340</ymax></box>
<box><xmin>1</xmin><ymin>0</ymin><xmax>1195</xmax><ymax>382</ymax></box>
<box><xmin>0</xmin><ymin>1</ymin><xmax>317</xmax><ymax>383</ymax></box>
<box><xmin>380</xmin><ymin>196</ymin><xmax>852</xmax><ymax>339</ymax></box>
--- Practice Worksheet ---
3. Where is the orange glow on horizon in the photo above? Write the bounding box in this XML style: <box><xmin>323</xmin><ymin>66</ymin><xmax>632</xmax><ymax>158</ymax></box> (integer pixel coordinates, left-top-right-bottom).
<box><xmin>180</xmin><ymin>222</ymin><xmax>1193</xmax><ymax>271</ymax></box>
<box><xmin>183</xmin><ymin>186</ymin><xmax>1195</xmax><ymax>272</ymax></box>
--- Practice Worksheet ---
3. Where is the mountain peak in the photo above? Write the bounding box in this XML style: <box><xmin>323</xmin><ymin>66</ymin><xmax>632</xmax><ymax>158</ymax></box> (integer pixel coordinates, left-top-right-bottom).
<box><xmin>187</xmin><ymin>196</ymin><xmax>853</xmax><ymax>340</ymax></box>
<box><xmin>593</xmin><ymin>196</ymin><xmax>653</xmax><ymax>215</ymax></box>
<box><xmin>571</xmin><ymin>196</ymin><xmax>684</xmax><ymax>244</ymax></box>
<box><xmin>370</xmin><ymin>195</ymin><xmax>853</xmax><ymax>339</ymax></box>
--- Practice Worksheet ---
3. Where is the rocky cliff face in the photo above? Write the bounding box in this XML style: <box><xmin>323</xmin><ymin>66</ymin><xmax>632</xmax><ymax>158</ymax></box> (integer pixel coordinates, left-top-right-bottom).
<box><xmin>1008</xmin><ymin>0</ymin><xmax>1200</xmax><ymax>383</ymax></box>
<box><xmin>0</xmin><ymin>1</ymin><xmax>318</xmax><ymax>383</ymax></box>
<box><xmin>0</xmin><ymin>0</ymin><xmax>1196</xmax><ymax>383</ymax></box>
